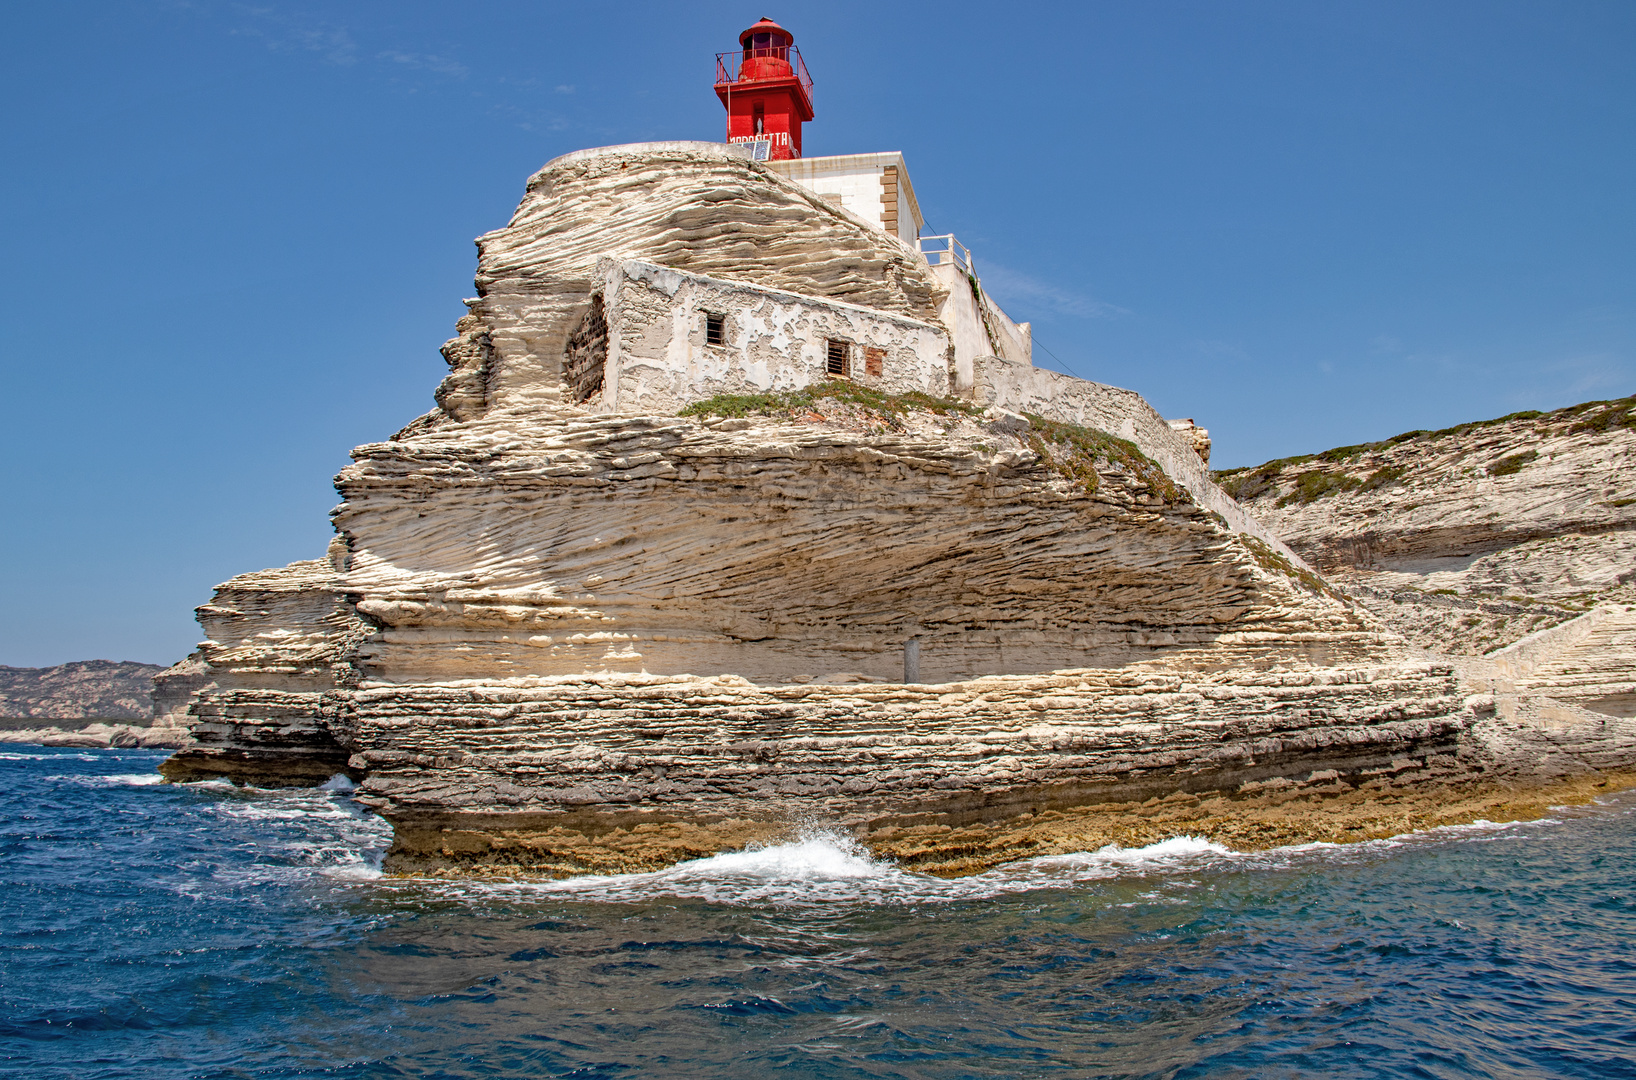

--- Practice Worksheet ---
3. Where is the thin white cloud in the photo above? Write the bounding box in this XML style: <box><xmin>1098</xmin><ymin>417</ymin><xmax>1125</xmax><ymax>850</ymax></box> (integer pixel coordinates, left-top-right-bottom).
<box><xmin>554</xmin><ymin>84</ymin><xmax>576</xmax><ymax>95</ymax></box>
<box><xmin>1541</xmin><ymin>351</ymin><xmax>1631</xmax><ymax>398</ymax></box>
<box><xmin>1192</xmin><ymin>339</ymin><xmax>1250</xmax><ymax>362</ymax></box>
<box><xmin>975</xmin><ymin>260</ymin><xmax>1131</xmax><ymax>321</ymax></box>
<box><xmin>378</xmin><ymin>51</ymin><xmax>468</xmax><ymax>78</ymax></box>
<box><xmin>227</xmin><ymin>5</ymin><xmax>357</xmax><ymax>65</ymax></box>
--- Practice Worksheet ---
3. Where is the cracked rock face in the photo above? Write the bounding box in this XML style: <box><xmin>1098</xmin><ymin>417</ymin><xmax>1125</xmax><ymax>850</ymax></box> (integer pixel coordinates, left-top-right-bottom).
<box><xmin>161</xmin><ymin>148</ymin><xmax>1636</xmax><ymax>873</ymax></box>
<box><xmin>336</xmin><ymin>402</ymin><xmax>1384</xmax><ymax>689</ymax></box>
<box><xmin>1220</xmin><ymin>397</ymin><xmax>1636</xmax><ymax>655</ymax></box>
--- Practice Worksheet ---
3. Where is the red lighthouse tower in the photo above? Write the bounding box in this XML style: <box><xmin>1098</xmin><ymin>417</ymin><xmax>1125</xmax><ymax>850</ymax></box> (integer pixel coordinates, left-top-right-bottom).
<box><xmin>714</xmin><ymin>17</ymin><xmax>813</xmax><ymax>161</ymax></box>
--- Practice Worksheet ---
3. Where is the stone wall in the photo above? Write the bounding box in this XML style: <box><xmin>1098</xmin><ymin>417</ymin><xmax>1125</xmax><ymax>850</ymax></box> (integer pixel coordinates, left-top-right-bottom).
<box><xmin>595</xmin><ymin>259</ymin><xmax>951</xmax><ymax>414</ymax></box>
<box><xmin>971</xmin><ymin>354</ymin><xmax>1298</xmax><ymax>563</ymax></box>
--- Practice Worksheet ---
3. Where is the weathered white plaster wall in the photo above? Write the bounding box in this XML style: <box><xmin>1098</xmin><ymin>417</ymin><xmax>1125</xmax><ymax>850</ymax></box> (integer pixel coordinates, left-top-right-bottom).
<box><xmin>596</xmin><ymin>259</ymin><xmax>951</xmax><ymax>415</ymax></box>
<box><xmin>931</xmin><ymin>262</ymin><xmax>1032</xmax><ymax>389</ymax></box>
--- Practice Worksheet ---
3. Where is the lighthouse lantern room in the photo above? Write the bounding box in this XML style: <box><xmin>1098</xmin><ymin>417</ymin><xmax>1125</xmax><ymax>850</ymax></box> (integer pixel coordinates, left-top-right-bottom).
<box><xmin>714</xmin><ymin>17</ymin><xmax>813</xmax><ymax>161</ymax></box>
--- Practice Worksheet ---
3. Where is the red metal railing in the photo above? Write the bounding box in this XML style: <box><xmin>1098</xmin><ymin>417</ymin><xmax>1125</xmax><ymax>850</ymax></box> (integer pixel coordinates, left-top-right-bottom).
<box><xmin>714</xmin><ymin>45</ymin><xmax>813</xmax><ymax>107</ymax></box>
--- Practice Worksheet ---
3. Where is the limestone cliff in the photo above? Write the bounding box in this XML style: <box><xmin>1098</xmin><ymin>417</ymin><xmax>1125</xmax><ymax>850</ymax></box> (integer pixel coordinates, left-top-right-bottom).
<box><xmin>1218</xmin><ymin>395</ymin><xmax>1636</xmax><ymax>655</ymax></box>
<box><xmin>0</xmin><ymin>658</ymin><xmax>195</xmax><ymax>749</ymax></box>
<box><xmin>161</xmin><ymin>144</ymin><xmax>1636</xmax><ymax>874</ymax></box>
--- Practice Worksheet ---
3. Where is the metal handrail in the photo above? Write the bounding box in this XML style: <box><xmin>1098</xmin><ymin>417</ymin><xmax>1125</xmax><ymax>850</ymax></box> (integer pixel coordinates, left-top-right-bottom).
<box><xmin>919</xmin><ymin>234</ymin><xmax>974</xmax><ymax>276</ymax></box>
<box><xmin>714</xmin><ymin>46</ymin><xmax>814</xmax><ymax>106</ymax></box>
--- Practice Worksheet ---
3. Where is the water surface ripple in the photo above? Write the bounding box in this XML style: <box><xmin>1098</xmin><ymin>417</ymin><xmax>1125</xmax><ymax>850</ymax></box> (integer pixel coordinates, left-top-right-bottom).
<box><xmin>1</xmin><ymin>747</ymin><xmax>1633</xmax><ymax>1078</ymax></box>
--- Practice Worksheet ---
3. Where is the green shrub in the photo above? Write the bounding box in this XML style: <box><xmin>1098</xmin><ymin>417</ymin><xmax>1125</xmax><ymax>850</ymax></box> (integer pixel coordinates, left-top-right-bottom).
<box><xmin>1489</xmin><ymin>450</ymin><xmax>1538</xmax><ymax>477</ymax></box>
<box><xmin>1276</xmin><ymin>469</ymin><xmax>1360</xmax><ymax>508</ymax></box>
<box><xmin>1022</xmin><ymin>413</ymin><xmax>1180</xmax><ymax>502</ymax></box>
<box><xmin>679</xmin><ymin>382</ymin><xmax>983</xmax><ymax>420</ymax></box>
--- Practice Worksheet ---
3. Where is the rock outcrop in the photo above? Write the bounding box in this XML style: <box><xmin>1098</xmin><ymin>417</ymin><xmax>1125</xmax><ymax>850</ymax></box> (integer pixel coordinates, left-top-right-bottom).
<box><xmin>0</xmin><ymin>660</ymin><xmax>163</xmax><ymax>721</ymax></box>
<box><xmin>0</xmin><ymin>658</ymin><xmax>195</xmax><ymax>749</ymax></box>
<box><xmin>1217</xmin><ymin>396</ymin><xmax>1635</xmax><ymax>654</ymax></box>
<box><xmin>161</xmin><ymin>144</ymin><xmax>1636</xmax><ymax>874</ymax></box>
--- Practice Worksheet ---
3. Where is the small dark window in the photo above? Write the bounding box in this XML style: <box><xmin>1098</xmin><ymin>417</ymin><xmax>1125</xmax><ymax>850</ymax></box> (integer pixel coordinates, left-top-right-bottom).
<box><xmin>826</xmin><ymin>339</ymin><xmax>850</xmax><ymax>377</ymax></box>
<box><xmin>864</xmin><ymin>346</ymin><xmax>885</xmax><ymax>378</ymax></box>
<box><xmin>705</xmin><ymin>312</ymin><xmax>725</xmax><ymax>346</ymax></box>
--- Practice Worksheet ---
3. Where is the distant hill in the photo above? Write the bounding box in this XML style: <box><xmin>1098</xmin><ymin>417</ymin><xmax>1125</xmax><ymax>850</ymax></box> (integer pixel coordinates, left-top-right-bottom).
<box><xmin>0</xmin><ymin>661</ymin><xmax>164</xmax><ymax>723</ymax></box>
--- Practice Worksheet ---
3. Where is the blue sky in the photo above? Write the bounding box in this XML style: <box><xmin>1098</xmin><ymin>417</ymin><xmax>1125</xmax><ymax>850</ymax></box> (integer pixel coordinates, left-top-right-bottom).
<box><xmin>1</xmin><ymin>1</ymin><xmax>1632</xmax><ymax>667</ymax></box>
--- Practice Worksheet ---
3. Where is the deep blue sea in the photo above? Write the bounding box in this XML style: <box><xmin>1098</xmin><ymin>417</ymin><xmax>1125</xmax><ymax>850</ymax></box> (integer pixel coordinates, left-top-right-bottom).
<box><xmin>2</xmin><ymin>747</ymin><xmax>1634</xmax><ymax>1079</ymax></box>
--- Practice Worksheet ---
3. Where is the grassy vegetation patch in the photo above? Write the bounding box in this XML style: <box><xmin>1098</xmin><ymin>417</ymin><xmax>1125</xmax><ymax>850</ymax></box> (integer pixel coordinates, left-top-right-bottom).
<box><xmin>1566</xmin><ymin>397</ymin><xmax>1636</xmax><ymax>435</ymax></box>
<box><xmin>1214</xmin><ymin>393</ymin><xmax>1636</xmax><ymax>482</ymax></box>
<box><xmin>1275</xmin><ymin>469</ymin><xmax>1360</xmax><ymax>508</ymax></box>
<box><xmin>1239</xmin><ymin>534</ymin><xmax>1338</xmax><ymax>597</ymax></box>
<box><xmin>1357</xmin><ymin>465</ymin><xmax>1406</xmax><ymax>492</ymax></box>
<box><xmin>1489</xmin><ymin>449</ymin><xmax>1538</xmax><ymax>477</ymax></box>
<box><xmin>681</xmin><ymin>389</ymin><xmax>1183</xmax><ymax>504</ymax></box>
<box><xmin>1220</xmin><ymin>461</ymin><xmax>1404</xmax><ymax>507</ymax></box>
<box><xmin>679</xmin><ymin>382</ymin><xmax>984</xmax><ymax>421</ymax></box>
<box><xmin>1022</xmin><ymin>413</ymin><xmax>1180</xmax><ymax>502</ymax></box>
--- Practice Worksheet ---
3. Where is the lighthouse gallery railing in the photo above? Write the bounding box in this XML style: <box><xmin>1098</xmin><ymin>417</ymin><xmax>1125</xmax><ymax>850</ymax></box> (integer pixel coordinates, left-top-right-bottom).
<box><xmin>714</xmin><ymin>46</ymin><xmax>814</xmax><ymax>105</ymax></box>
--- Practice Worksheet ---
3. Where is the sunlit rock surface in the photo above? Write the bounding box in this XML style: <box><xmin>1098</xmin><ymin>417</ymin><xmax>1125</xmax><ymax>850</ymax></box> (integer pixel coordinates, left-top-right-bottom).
<box><xmin>162</xmin><ymin>145</ymin><xmax>1636</xmax><ymax>873</ymax></box>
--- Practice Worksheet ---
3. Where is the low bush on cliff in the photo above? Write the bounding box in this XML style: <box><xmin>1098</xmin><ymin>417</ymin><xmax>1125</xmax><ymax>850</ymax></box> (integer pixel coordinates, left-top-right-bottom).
<box><xmin>1213</xmin><ymin>393</ymin><xmax>1636</xmax><ymax>492</ymax></box>
<box><xmin>1270</xmin><ymin>464</ymin><xmax>1408</xmax><ymax>508</ymax></box>
<box><xmin>1565</xmin><ymin>396</ymin><xmax>1636</xmax><ymax>435</ymax></box>
<box><xmin>1489</xmin><ymin>449</ymin><xmax>1539</xmax><ymax>477</ymax></box>
<box><xmin>1276</xmin><ymin>469</ymin><xmax>1360</xmax><ymax>508</ymax></box>
<box><xmin>1022</xmin><ymin>414</ymin><xmax>1180</xmax><ymax>503</ymax></box>
<box><xmin>1240</xmin><ymin>535</ymin><xmax>1340</xmax><ymax>598</ymax></box>
<box><xmin>679</xmin><ymin>382</ymin><xmax>983</xmax><ymax>421</ymax></box>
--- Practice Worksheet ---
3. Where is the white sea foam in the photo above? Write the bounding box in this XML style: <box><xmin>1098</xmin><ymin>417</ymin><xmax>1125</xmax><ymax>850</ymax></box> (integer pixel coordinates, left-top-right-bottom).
<box><xmin>428</xmin><ymin>829</ymin><xmax>1256</xmax><ymax>908</ymax></box>
<box><xmin>56</xmin><ymin>772</ymin><xmax>166</xmax><ymax>787</ymax></box>
<box><xmin>666</xmin><ymin>830</ymin><xmax>887</xmax><ymax>880</ymax></box>
<box><xmin>422</xmin><ymin>811</ymin><xmax>1617</xmax><ymax>909</ymax></box>
<box><xmin>1030</xmin><ymin>835</ymin><xmax>1235</xmax><ymax>868</ymax></box>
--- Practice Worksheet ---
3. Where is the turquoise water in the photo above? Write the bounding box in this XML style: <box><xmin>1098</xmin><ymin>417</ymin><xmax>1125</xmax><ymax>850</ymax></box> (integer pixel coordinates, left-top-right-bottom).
<box><xmin>1</xmin><ymin>746</ymin><xmax>1633</xmax><ymax>1079</ymax></box>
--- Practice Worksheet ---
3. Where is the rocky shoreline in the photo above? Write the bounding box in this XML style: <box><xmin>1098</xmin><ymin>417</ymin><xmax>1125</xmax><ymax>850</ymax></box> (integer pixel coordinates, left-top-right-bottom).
<box><xmin>0</xmin><ymin>720</ymin><xmax>190</xmax><ymax>750</ymax></box>
<box><xmin>392</xmin><ymin>769</ymin><xmax>1636</xmax><ymax>881</ymax></box>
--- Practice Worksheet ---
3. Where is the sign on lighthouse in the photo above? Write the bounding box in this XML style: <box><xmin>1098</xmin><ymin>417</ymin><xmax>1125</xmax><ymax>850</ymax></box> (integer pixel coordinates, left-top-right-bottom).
<box><xmin>714</xmin><ymin>17</ymin><xmax>813</xmax><ymax>161</ymax></box>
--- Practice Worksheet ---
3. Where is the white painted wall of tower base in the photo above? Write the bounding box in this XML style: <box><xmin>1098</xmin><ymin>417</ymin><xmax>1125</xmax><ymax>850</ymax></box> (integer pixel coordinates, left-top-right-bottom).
<box><xmin>595</xmin><ymin>259</ymin><xmax>952</xmax><ymax>415</ymax></box>
<box><xmin>764</xmin><ymin>153</ymin><xmax>924</xmax><ymax>246</ymax></box>
<box><xmin>932</xmin><ymin>261</ymin><xmax>1033</xmax><ymax>393</ymax></box>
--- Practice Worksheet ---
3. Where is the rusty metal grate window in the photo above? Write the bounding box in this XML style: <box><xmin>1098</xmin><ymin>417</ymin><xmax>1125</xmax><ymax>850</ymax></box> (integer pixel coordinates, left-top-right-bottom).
<box><xmin>864</xmin><ymin>346</ymin><xmax>885</xmax><ymax>378</ymax></box>
<box><xmin>826</xmin><ymin>338</ymin><xmax>850</xmax><ymax>377</ymax></box>
<box><xmin>705</xmin><ymin>312</ymin><xmax>725</xmax><ymax>346</ymax></box>
<box><xmin>562</xmin><ymin>294</ymin><xmax>608</xmax><ymax>405</ymax></box>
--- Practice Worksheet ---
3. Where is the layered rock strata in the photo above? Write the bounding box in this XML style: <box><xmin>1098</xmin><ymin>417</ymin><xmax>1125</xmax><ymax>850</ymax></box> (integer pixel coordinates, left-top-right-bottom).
<box><xmin>159</xmin><ymin>552</ymin><xmax>371</xmax><ymax>784</ymax></box>
<box><xmin>1218</xmin><ymin>395</ymin><xmax>1636</xmax><ymax>655</ymax></box>
<box><xmin>363</xmin><ymin>663</ymin><xmax>1488</xmax><ymax>876</ymax></box>
<box><xmin>162</xmin><ymin>144</ymin><xmax>1636</xmax><ymax>874</ymax></box>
